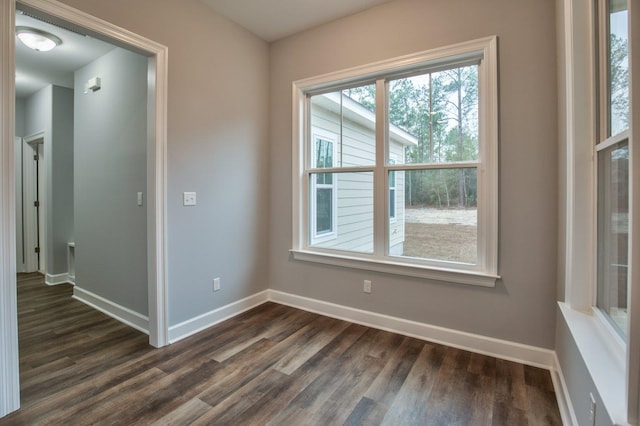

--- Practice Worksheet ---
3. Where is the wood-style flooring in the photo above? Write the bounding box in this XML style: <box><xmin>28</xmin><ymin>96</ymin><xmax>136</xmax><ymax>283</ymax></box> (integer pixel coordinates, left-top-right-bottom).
<box><xmin>1</xmin><ymin>273</ymin><xmax>562</xmax><ymax>425</ymax></box>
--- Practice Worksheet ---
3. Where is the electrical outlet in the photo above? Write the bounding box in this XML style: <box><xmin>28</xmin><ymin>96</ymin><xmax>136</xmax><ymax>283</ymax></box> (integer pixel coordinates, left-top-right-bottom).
<box><xmin>589</xmin><ymin>393</ymin><xmax>596</xmax><ymax>426</ymax></box>
<box><xmin>183</xmin><ymin>192</ymin><xmax>197</xmax><ymax>206</ymax></box>
<box><xmin>363</xmin><ymin>280</ymin><xmax>372</xmax><ymax>294</ymax></box>
<box><xmin>213</xmin><ymin>277</ymin><xmax>221</xmax><ymax>292</ymax></box>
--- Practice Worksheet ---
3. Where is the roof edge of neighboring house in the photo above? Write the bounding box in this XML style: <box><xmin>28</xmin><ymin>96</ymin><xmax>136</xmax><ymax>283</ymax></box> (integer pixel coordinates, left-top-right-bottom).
<box><xmin>315</xmin><ymin>92</ymin><xmax>418</xmax><ymax>146</ymax></box>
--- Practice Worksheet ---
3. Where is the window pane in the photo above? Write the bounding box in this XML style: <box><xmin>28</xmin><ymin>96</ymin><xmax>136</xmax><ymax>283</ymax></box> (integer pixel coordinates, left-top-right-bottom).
<box><xmin>315</xmin><ymin>138</ymin><xmax>333</xmax><ymax>169</ymax></box>
<box><xmin>390</xmin><ymin>168</ymin><xmax>477</xmax><ymax>264</ymax></box>
<box><xmin>608</xmin><ymin>0</ymin><xmax>629</xmax><ymax>136</ymax></box>
<box><xmin>389</xmin><ymin>171</ymin><xmax>397</xmax><ymax>219</ymax></box>
<box><xmin>310</xmin><ymin>84</ymin><xmax>376</xmax><ymax>168</ymax></box>
<box><xmin>597</xmin><ymin>141</ymin><xmax>629</xmax><ymax>336</ymax></box>
<box><xmin>309</xmin><ymin>171</ymin><xmax>373</xmax><ymax>253</ymax></box>
<box><xmin>389</xmin><ymin>188</ymin><xmax>396</xmax><ymax>219</ymax></box>
<box><xmin>316</xmin><ymin>188</ymin><xmax>333</xmax><ymax>234</ymax></box>
<box><xmin>389</xmin><ymin>66</ymin><xmax>479</xmax><ymax>165</ymax></box>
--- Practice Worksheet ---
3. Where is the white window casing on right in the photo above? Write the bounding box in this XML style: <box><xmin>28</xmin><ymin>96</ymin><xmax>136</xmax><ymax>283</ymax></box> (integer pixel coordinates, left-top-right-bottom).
<box><xmin>560</xmin><ymin>0</ymin><xmax>639</xmax><ymax>423</ymax></box>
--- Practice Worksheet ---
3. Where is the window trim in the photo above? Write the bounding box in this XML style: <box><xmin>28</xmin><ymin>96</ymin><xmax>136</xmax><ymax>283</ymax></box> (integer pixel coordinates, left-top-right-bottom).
<box><xmin>291</xmin><ymin>36</ymin><xmax>499</xmax><ymax>287</ymax></box>
<box><xmin>560</xmin><ymin>0</ymin><xmax>638</xmax><ymax>423</ymax></box>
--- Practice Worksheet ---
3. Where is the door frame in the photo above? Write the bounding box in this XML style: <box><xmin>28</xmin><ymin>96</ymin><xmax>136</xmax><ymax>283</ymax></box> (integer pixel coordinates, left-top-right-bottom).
<box><xmin>22</xmin><ymin>132</ymin><xmax>44</xmax><ymax>273</ymax></box>
<box><xmin>14</xmin><ymin>136</ymin><xmax>23</xmax><ymax>273</ymax></box>
<box><xmin>0</xmin><ymin>0</ymin><xmax>169</xmax><ymax>417</ymax></box>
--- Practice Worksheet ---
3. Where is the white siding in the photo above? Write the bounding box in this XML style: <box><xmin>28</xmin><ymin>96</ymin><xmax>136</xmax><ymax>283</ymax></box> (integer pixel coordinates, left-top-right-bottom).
<box><xmin>310</xmin><ymin>102</ymin><xmax>408</xmax><ymax>253</ymax></box>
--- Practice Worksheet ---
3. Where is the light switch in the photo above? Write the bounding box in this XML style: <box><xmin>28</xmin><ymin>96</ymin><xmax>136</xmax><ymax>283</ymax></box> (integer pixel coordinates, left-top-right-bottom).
<box><xmin>183</xmin><ymin>192</ymin><xmax>196</xmax><ymax>206</ymax></box>
<box><xmin>137</xmin><ymin>192</ymin><xmax>144</xmax><ymax>206</ymax></box>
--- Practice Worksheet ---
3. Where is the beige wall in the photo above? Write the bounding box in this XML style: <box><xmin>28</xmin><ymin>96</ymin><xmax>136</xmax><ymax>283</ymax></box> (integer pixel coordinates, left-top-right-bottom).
<box><xmin>268</xmin><ymin>0</ymin><xmax>559</xmax><ymax>348</ymax></box>
<box><xmin>56</xmin><ymin>0</ymin><xmax>270</xmax><ymax>325</ymax></box>
<box><xmin>52</xmin><ymin>0</ymin><xmax>559</xmax><ymax>347</ymax></box>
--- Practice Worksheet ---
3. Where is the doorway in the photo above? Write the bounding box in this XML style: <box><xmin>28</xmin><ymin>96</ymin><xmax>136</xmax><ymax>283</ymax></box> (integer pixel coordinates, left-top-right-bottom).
<box><xmin>0</xmin><ymin>0</ymin><xmax>169</xmax><ymax>417</ymax></box>
<box><xmin>20</xmin><ymin>133</ymin><xmax>44</xmax><ymax>274</ymax></box>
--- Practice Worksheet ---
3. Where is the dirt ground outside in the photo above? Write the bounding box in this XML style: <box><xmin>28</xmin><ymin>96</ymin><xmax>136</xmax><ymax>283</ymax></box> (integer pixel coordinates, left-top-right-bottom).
<box><xmin>401</xmin><ymin>207</ymin><xmax>477</xmax><ymax>264</ymax></box>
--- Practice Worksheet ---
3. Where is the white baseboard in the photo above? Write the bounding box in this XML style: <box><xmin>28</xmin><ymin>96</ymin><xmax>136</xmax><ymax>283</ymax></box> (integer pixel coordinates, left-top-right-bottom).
<box><xmin>551</xmin><ymin>352</ymin><xmax>578</xmax><ymax>426</ymax></box>
<box><xmin>168</xmin><ymin>290</ymin><xmax>269</xmax><ymax>343</ymax></box>
<box><xmin>267</xmin><ymin>290</ymin><xmax>556</xmax><ymax>370</ymax></box>
<box><xmin>45</xmin><ymin>272</ymin><xmax>71</xmax><ymax>286</ymax></box>
<box><xmin>73</xmin><ymin>286</ymin><xmax>149</xmax><ymax>335</ymax></box>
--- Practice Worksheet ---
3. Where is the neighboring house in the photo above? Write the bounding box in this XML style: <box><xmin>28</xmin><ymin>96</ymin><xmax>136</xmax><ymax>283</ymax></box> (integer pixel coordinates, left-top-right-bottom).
<box><xmin>309</xmin><ymin>92</ymin><xmax>417</xmax><ymax>254</ymax></box>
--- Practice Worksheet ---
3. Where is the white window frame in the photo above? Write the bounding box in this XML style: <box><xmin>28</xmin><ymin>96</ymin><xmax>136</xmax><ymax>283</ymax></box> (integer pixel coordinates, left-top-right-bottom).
<box><xmin>310</xmin><ymin>130</ymin><xmax>338</xmax><ymax>244</ymax></box>
<box><xmin>559</xmin><ymin>0</ymin><xmax>639</xmax><ymax>423</ymax></box>
<box><xmin>291</xmin><ymin>36</ymin><xmax>499</xmax><ymax>287</ymax></box>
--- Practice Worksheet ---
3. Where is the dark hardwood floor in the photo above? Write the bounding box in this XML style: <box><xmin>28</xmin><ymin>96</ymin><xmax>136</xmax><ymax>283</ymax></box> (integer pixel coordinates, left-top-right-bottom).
<box><xmin>1</xmin><ymin>273</ymin><xmax>562</xmax><ymax>425</ymax></box>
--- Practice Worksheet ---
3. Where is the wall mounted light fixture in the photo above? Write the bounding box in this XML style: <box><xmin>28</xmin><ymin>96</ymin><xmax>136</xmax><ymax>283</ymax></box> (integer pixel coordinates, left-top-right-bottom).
<box><xmin>16</xmin><ymin>26</ymin><xmax>62</xmax><ymax>51</ymax></box>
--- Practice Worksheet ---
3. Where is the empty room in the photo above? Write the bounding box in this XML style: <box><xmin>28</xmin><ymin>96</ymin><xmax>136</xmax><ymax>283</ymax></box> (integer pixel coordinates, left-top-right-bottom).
<box><xmin>0</xmin><ymin>0</ymin><xmax>638</xmax><ymax>425</ymax></box>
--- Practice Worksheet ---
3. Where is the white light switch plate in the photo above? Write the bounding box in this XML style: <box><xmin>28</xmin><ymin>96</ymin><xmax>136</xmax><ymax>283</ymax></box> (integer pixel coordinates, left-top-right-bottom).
<box><xmin>183</xmin><ymin>192</ymin><xmax>196</xmax><ymax>206</ymax></box>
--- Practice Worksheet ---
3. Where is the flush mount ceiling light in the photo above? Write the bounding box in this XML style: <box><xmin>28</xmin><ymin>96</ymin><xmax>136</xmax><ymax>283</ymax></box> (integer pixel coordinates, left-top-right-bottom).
<box><xmin>16</xmin><ymin>26</ymin><xmax>62</xmax><ymax>52</ymax></box>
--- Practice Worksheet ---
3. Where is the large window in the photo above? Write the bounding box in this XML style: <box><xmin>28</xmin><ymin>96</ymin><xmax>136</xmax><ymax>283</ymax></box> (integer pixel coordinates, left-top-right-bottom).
<box><xmin>559</xmin><ymin>0</ymin><xmax>637</xmax><ymax>421</ymax></box>
<box><xmin>292</xmin><ymin>37</ymin><xmax>498</xmax><ymax>286</ymax></box>
<box><xmin>596</xmin><ymin>0</ymin><xmax>629</xmax><ymax>336</ymax></box>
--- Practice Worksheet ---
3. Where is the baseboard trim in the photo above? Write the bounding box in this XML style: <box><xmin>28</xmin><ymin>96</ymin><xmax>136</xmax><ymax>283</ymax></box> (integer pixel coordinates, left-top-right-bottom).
<box><xmin>45</xmin><ymin>272</ymin><xmax>71</xmax><ymax>286</ymax></box>
<box><xmin>551</xmin><ymin>352</ymin><xmax>578</xmax><ymax>426</ymax></box>
<box><xmin>168</xmin><ymin>290</ymin><xmax>270</xmax><ymax>343</ymax></box>
<box><xmin>73</xmin><ymin>286</ymin><xmax>149</xmax><ymax>335</ymax></box>
<box><xmin>267</xmin><ymin>290</ymin><xmax>556</xmax><ymax>370</ymax></box>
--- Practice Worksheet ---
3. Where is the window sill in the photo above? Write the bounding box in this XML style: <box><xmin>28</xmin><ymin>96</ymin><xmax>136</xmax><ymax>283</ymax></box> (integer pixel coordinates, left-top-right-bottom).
<box><xmin>558</xmin><ymin>302</ymin><xmax>626</xmax><ymax>425</ymax></box>
<box><xmin>290</xmin><ymin>249</ymin><xmax>499</xmax><ymax>287</ymax></box>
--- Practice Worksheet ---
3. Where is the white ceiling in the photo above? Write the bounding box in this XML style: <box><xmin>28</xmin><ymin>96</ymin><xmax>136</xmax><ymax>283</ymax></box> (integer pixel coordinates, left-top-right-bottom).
<box><xmin>15</xmin><ymin>0</ymin><xmax>394</xmax><ymax>98</ymax></box>
<box><xmin>200</xmin><ymin>0</ymin><xmax>395</xmax><ymax>42</ymax></box>
<box><xmin>15</xmin><ymin>12</ymin><xmax>115</xmax><ymax>99</ymax></box>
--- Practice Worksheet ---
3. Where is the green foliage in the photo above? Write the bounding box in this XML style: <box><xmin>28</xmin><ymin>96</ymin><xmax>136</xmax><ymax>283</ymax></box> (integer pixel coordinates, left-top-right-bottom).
<box><xmin>393</xmin><ymin>66</ymin><xmax>479</xmax><ymax>208</ymax></box>
<box><xmin>344</xmin><ymin>66</ymin><xmax>480</xmax><ymax>208</ymax></box>
<box><xmin>610</xmin><ymin>33</ymin><xmax>629</xmax><ymax>134</ymax></box>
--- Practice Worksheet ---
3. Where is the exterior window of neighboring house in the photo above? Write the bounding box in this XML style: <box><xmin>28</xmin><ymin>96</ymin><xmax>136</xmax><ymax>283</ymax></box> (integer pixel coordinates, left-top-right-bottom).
<box><xmin>292</xmin><ymin>37</ymin><xmax>498</xmax><ymax>285</ymax></box>
<box><xmin>310</xmin><ymin>134</ymin><xmax>337</xmax><ymax>243</ymax></box>
<box><xmin>389</xmin><ymin>171</ymin><xmax>397</xmax><ymax>220</ymax></box>
<box><xmin>389</xmin><ymin>158</ymin><xmax>397</xmax><ymax>222</ymax></box>
<box><xmin>596</xmin><ymin>0</ymin><xmax>629</xmax><ymax>336</ymax></box>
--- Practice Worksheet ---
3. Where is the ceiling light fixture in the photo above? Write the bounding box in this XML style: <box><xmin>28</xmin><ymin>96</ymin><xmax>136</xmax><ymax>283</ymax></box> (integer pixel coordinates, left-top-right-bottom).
<box><xmin>16</xmin><ymin>26</ymin><xmax>62</xmax><ymax>52</ymax></box>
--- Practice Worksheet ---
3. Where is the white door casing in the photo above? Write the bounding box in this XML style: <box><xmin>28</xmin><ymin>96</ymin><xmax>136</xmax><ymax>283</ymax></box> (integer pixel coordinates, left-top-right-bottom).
<box><xmin>0</xmin><ymin>0</ymin><xmax>169</xmax><ymax>417</ymax></box>
<box><xmin>14</xmin><ymin>136</ymin><xmax>23</xmax><ymax>273</ymax></box>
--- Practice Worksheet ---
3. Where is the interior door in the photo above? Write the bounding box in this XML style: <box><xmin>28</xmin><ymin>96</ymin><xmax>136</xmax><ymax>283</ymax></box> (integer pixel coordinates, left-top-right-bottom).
<box><xmin>22</xmin><ymin>137</ymin><xmax>43</xmax><ymax>273</ymax></box>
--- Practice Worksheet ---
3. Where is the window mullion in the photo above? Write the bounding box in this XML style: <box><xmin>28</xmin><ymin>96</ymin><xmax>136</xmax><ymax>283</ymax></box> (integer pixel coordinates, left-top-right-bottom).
<box><xmin>374</xmin><ymin>79</ymin><xmax>387</xmax><ymax>256</ymax></box>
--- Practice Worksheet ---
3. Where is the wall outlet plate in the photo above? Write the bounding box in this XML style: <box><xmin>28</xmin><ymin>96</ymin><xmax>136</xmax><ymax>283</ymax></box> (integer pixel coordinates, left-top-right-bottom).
<box><xmin>183</xmin><ymin>192</ymin><xmax>196</xmax><ymax>206</ymax></box>
<box><xmin>364</xmin><ymin>280</ymin><xmax>372</xmax><ymax>293</ymax></box>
